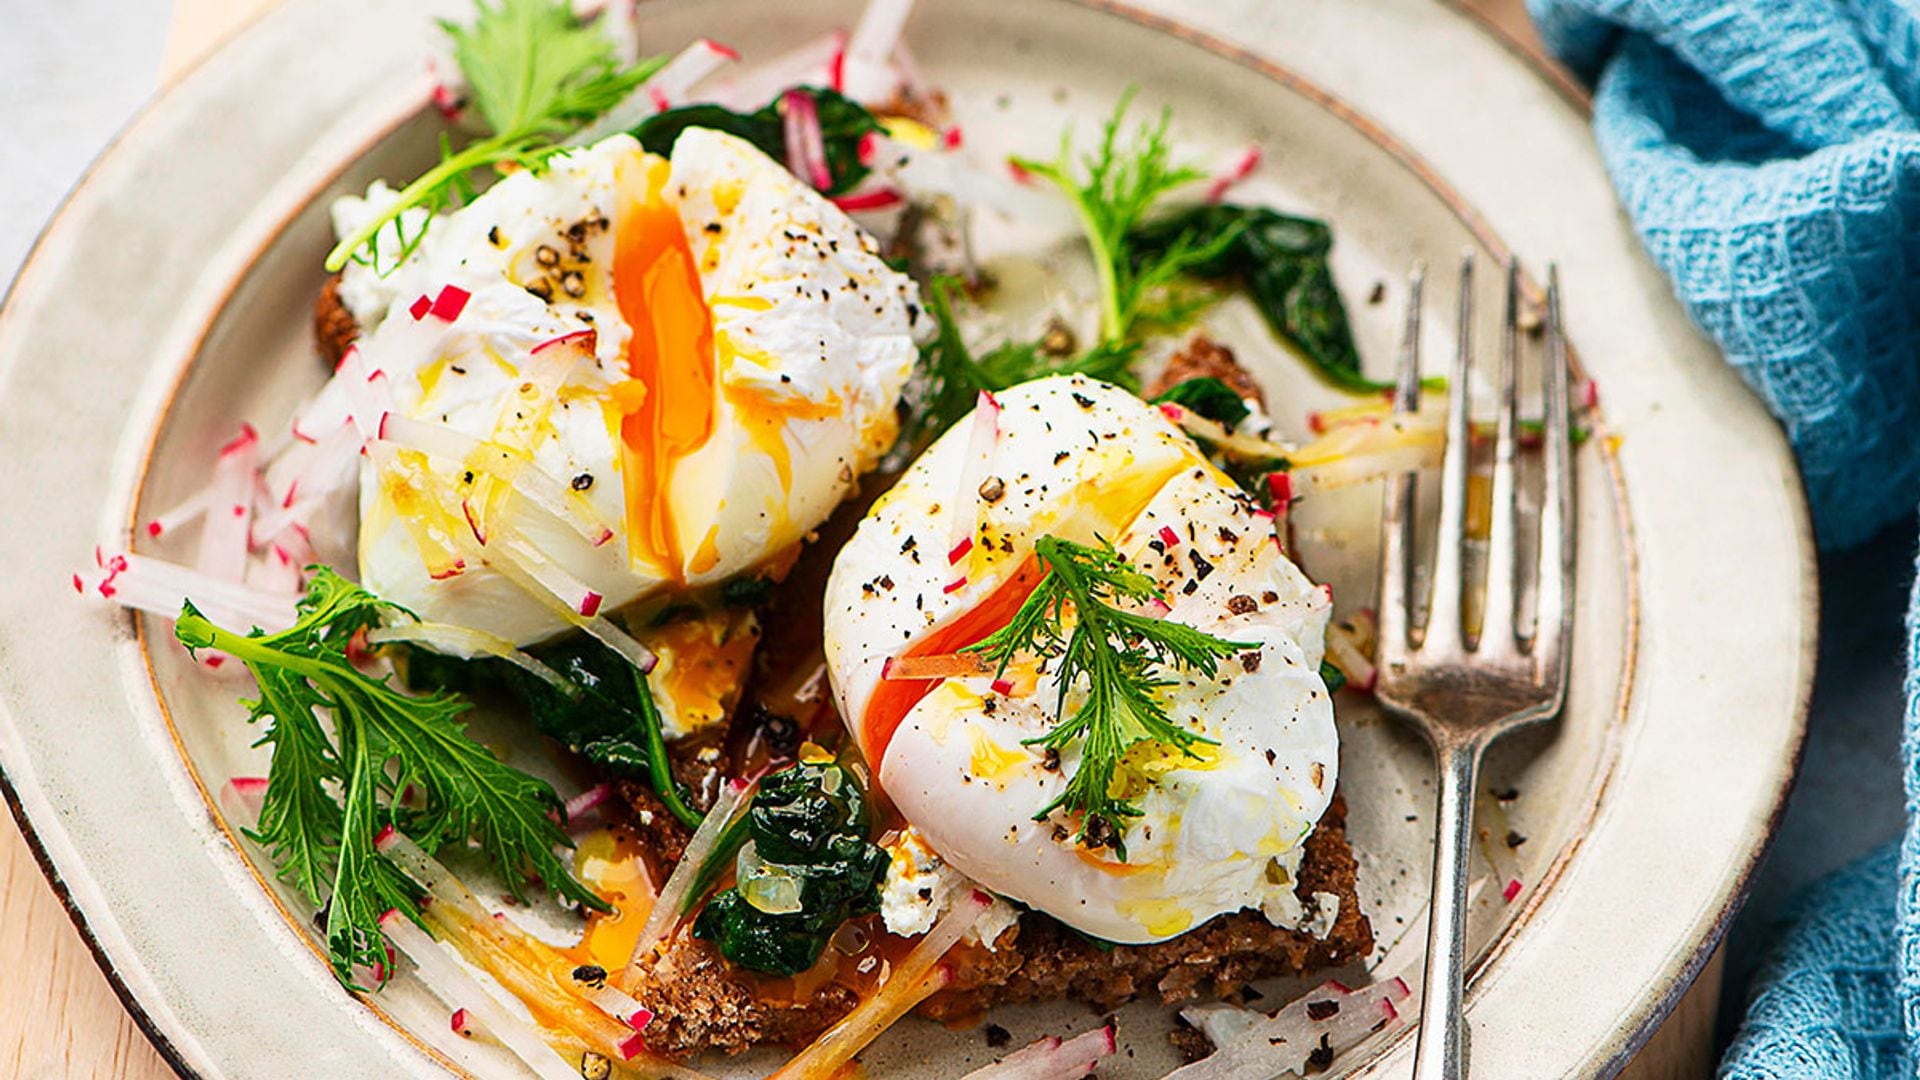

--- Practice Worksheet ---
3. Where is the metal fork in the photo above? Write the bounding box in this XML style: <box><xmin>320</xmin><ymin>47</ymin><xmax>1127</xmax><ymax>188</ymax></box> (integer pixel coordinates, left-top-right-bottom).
<box><xmin>1374</xmin><ymin>255</ymin><xmax>1575</xmax><ymax>1079</ymax></box>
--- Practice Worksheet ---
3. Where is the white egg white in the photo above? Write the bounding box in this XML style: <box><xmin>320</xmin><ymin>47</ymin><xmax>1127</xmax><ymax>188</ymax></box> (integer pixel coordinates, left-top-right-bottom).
<box><xmin>823</xmin><ymin>375</ymin><xmax>1338</xmax><ymax>944</ymax></box>
<box><xmin>348</xmin><ymin>130</ymin><xmax>920</xmax><ymax>646</ymax></box>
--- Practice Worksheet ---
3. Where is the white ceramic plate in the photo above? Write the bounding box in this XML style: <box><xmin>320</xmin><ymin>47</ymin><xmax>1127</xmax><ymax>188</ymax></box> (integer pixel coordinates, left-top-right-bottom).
<box><xmin>0</xmin><ymin>0</ymin><xmax>1813</xmax><ymax>1076</ymax></box>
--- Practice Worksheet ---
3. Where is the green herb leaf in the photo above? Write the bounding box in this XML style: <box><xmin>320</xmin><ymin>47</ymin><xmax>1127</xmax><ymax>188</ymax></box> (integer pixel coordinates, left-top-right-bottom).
<box><xmin>964</xmin><ymin>536</ymin><xmax>1249</xmax><ymax>859</ymax></box>
<box><xmin>1129</xmin><ymin>203</ymin><xmax>1382</xmax><ymax>393</ymax></box>
<box><xmin>1153</xmin><ymin>376</ymin><xmax>1250</xmax><ymax>428</ymax></box>
<box><xmin>324</xmin><ymin>0</ymin><xmax>665</xmax><ymax>272</ymax></box>
<box><xmin>403</xmin><ymin>636</ymin><xmax>702</xmax><ymax>829</ymax></box>
<box><xmin>1318</xmin><ymin>658</ymin><xmax>1348</xmax><ymax>695</ymax></box>
<box><xmin>1011</xmin><ymin>90</ymin><xmax>1239</xmax><ymax>348</ymax></box>
<box><xmin>177</xmin><ymin>570</ymin><xmax>603</xmax><ymax>985</ymax></box>
<box><xmin>692</xmin><ymin>761</ymin><xmax>889</xmax><ymax>976</ymax></box>
<box><xmin>632</xmin><ymin>88</ymin><xmax>883</xmax><ymax>196</ymax></box>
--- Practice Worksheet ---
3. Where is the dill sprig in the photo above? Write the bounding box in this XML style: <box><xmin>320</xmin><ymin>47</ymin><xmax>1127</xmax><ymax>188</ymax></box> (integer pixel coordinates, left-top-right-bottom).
<box><xmin>323</xmin><ymin>0</ymin><xmax>664</xmax><ymax>273</ymax></box>
<box><xmin>908</xmin><ymin>94</ymin><xmax>1240</xmax><ymax>444</ymax></box>
<box><xmin>177</xmin><ymin>569</ymin><xmax>604</xmax><ymax>987</ymax></box>
<box><xmin>1012</xmin><ymin>90</ymin><xmax>1242</xmax><ymax>348</ymax></box>
<box><xmin>966</xmin><ymin>536</ymin><xmax>1249</xmax><ymax>859</ymax></box>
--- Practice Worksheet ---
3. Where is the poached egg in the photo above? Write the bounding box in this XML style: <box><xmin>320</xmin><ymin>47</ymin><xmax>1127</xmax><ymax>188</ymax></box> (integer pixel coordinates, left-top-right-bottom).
<box><xmin>342</xmin><ymin>129</ymin><xmax>920</xmax><ymax>647</ymax></box>
<box><xmin>823</xmin><ymin>376</ymin><xmax>1339</xmax><ymax>944</ymax></box>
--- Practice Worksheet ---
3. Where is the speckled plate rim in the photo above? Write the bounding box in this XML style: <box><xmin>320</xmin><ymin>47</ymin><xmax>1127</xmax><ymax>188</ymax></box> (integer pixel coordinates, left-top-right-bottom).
<box><xmin>0</xmin><ymin>0</ymin><xmax>1814</xmax><ymax>1077</ymax></box>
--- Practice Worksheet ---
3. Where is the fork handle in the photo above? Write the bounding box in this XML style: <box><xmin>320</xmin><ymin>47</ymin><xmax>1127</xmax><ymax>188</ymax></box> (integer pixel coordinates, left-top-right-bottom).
<box><xmin>1414</xmin><ymin>736</ymin><xmax>1485</xmax><ymax>1080</ymax></box>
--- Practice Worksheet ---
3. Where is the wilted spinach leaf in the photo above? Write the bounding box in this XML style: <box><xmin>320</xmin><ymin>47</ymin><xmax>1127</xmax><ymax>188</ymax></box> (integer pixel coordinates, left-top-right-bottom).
<box><xmin>1130</xmin><ymin>204</ymin><xmax>1378</xmax><ymax>393</ymax></box>
<box><xmin>1153</xmin><ymin>376</ymin><xmax>1250</xmax><ymax>428</ymax></box>
<box><xmin>400</xmin><ymin>636</ymin><xmax>700</xmax><ymax>826</ymax></box>
<box><xmin>692</xmin><ymin>760</ymin><xmax>889</xmax><ymax>976</ymax></box>
<box><xmin>631</xmin><ymin>88</ymin><xmax>882</xmax><ymax>196</ymax></box>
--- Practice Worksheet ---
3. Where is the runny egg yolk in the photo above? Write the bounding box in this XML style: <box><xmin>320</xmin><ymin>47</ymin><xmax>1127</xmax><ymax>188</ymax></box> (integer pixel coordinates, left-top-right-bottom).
<box><xmin>613</xmin><ymin>155</ymin><xmax>715</xmax><ymax>581</ymax></box>
<box><xmin>861</xmin><ymin>555</ymin><xmax>1045</xmax><ymax>764</ymax></box>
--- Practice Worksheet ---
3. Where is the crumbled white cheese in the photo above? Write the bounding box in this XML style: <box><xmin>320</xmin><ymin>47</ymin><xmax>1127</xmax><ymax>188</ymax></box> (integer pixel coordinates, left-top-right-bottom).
<box><xmin>1301</xmin><ymin>891</ymin><xmax>1342</xmax><ymax>941</ymax></box>
<box><xmin>880</xmin><ymin>827</ymin><xmax>1018</xmax><ymax>949</ymax></box>
<box><xmin>327</xmin><ymin>179</ymin><xmax>433</xmax><ymax>329</ymax></box>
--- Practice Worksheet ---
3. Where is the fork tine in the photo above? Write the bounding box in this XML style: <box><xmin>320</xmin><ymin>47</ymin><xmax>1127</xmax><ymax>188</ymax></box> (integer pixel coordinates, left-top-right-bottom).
<box><xmin>1535</xmin><ymin>265</ymin><xmax>1575</xmax><ymax>696</ymax></box>
<box><xmin>1421</xmin><ymin>253</ymin><xmax>1475</xmax><ymax>654</ymax></box>
<box><xmin>1479</xmin><ymin>259</ymin><xmax>1522</xmax><ymax>654</ymax></box>
<box><xmin>1376</xmin><ymin>264</ymin><xmax>1425</xmax><ymax>669</ymax></box>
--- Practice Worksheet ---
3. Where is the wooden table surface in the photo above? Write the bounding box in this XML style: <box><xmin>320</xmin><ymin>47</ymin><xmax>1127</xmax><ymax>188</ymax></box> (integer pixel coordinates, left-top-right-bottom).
<box><xmin>0</xmin><ymin>0</ymin><xmax>1721</xmax><ymax>1076</ymax></box>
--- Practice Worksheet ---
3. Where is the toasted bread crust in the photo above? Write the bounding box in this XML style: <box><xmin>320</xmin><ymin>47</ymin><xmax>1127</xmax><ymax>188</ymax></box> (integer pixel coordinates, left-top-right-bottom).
<box><xmin>315</xmin><ymin>273</ymin><xmax>359</xmax><ymax>367</ymax></box>
<box><xmin>1144</xmin><ymin>333</ymin><xmax>1267</xmax><ymax>406</ymax></box>
<box><xmin>619</xmin><ymin>795</ymin><xmax>1371</xmax><ymax>1058</ymax></box>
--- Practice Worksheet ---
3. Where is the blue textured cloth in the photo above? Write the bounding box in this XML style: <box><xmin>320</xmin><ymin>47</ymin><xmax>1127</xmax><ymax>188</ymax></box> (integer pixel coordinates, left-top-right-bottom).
<box><xmin>1524</xmin><ymin>0</ymin><xmax>1920</xmax><ymax>1075</ymax></box>
<box><xmin>1532</xmin><ymin>0</ymin><xmax>1920</xmax><ymax>552</ymax></box>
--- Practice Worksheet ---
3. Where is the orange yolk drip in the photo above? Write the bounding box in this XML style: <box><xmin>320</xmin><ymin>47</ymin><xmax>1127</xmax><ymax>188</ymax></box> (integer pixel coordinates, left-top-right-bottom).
<box><xmin>568</xmin><ymin>829</ymin><xmax>656</xmax><ymax>974</ymax></box>
<box><xmin>614</xmin><ymin>157</ymin><xmax>716</xmax><ymax>581</ymax></box>
<box><xmin>647</xmin><ymin>611</ymin><xmax>759</xmax><ymax>734</ymax></box>
<box><xmin>861</xmin><ymin>555</ymin><xmax>1045</xmax><ymax>768</ymax></box>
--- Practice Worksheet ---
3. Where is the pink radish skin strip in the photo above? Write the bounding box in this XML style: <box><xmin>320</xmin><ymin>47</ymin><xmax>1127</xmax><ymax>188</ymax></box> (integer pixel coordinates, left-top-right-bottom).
<box><xmin>196</xmin><ymin>424</ymin><xmax>259</xmax><ymax>583</ymax></box>
<box><xmin>1168</xmin><ymin>978</ymin><xmax>1412</xmax><ymax>1079</ymax></box>
<box><xmin>781</xmin><ymin>89</ymin><xmax>834</xmax><ymax>191</ymax></box>
<box><xmin>377</xmin><ymin>910</ymin><xmax>578</xmax><ymax>1080</ymax></box>
<box><xmin>564</xmin><ymin>784</ymin><xmax>614</xmax><ymax>825</ymax></box>
<box><xmin>365</xmin><ymin>620</ymin><xmax>573</xmax><ymax>694</ymax></box>
<box><xmin>218</xmin><ymin>776</ymin><xmax>269</xmax><ymax>824</ymax></box>
<box><xmin>713</xmin><ymin>31</ymin><xmax>843</xmax><ymax>110</ymax></box>
<box><xmin>948</xmin><ymin>390</ymin><xmax>1000</xmax><ymax>566</ymax></box>
<box><xmin>87</xmin><ymin>551</ymin><xmax>296</xmax><ymax>632</ymax></box>
<box><xmin>841</xmin><ymin>0</ymin><xmax>914</xmax><ymax>103</ymax></box>
<box><xmin>959</xmin><ymin>1022</ymin><xmax>1116</xmax><ymax>1079</ymax></box>
<box><xmin>145</xmin><ymin>485</ymin><xmax>212</xmax><ymax>540</ymax></box>
<box><xmin>571</xmin><ymin>38</ymin><xmax>740</xmax><ymax>145</ymax></box>
<box><xmin>1204</xmin><ymin>145</ymin><xmax>1262</xmax><ymax>203</ymax></box>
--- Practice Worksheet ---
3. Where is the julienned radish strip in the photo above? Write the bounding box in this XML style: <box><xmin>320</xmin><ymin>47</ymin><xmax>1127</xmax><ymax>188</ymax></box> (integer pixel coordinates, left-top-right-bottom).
<box><xmin>476</xmin><ymin>536</ymin><xmax>656</xmax><ymax>676</ymax></box>
<box><xmin>769</xmin><ymin>890</ymin><xmax>991</xmax><ymax>1079</ymax></box>
<box><xmin>489</xmin><ymin>533</ymin><xmax>601</xmax><ymax>617</ymax></box>
<box><xmin>948</xmin><ymin>390</ymin><xmax>1000</xmax><ymax>567</ymax></box>
<box><xmin>1165</xmin><ymin>977</ymin><xmax>1413</xmax><ymax>1079</ymax></box>
<box><xmin>625</xmin><ymin>778</ymin><xmax>758</xmax><ymax>972</ymax></box>
<box><xmin>375</xmin><ymin>827</ymin><xmax>493</xmax><ymax>923</ymax></box>
<box><xmin>196</xmin><ymin>424</ymin><xmax>259</xmax><ymax>583</ymax></box>
<box><xmin>262</xmin><ymin>419</ymin><xmax>361</xmax><ymax>526</ymax></box>
<box><xmin>958</xmin><ymin>1022</ymin><xmax>1116</xmax><ymax>1079</ymax></box>
<box><xmin>572</xmin><ymin>38</ymin><xmax>739</xmax><ymax>145</ymax></box>
<box><xmin>713</xmin><ymin>31</ymin><xmax>843</xmax><ymax>111</ymax></box>
<box><xmin>365</xmin><ymin>619</ymin><xmax>573</xmax><ymax>694</ymax></box>
<box><xmin>781</xmin><ymin>89</ymin><xmax>834</xmax><ymax>191</ymax></box>
<box><xmin>374</xmin><ymin>829</ymin><xmax>675</xmax><ymax>1065</ymax></box>
<box><xmin>860</xmin><ymin>134</ymin><xmax>1073</xmax><ymax>227</ymax></box>
<box><xmin>144</xmin><ymin>485</ymin><xmax>212</xmax><ymax>540</ymax></box>
<box><xmin>334</xmin><ymin>346</ymin><xmax>396</xmax><ymax>442</ymax></box>
<box><xmin>1158</xmin><ymin>402</ymin><xmax>1292</xmax><ymax>463</ymax></box>
<box><xmin>218</xmin><ymin>776</ymin><xmax>269</xmax><ymax>824</ymax></box>
<box><xmin>449</xmin><ymin>1006</ymin><xmax>488</xmax><ymax>1040</ymax></box>
<box><xmin>375</xmin><ymin>412</ymin><xmax>612</xmax><ymax>547</ymax></box>
<box><xmin>1323</xmin><ymin>619</ymin><xmax>1377</xmax><ymax>693</ymax></box>
<box><xmin>377</xmin><ymin>910</ymin><xmax>579</xmax><ymax>1080</ymax></box>
<box><xmin>1203</xmin><ymin>145</ymin><xmax>1262</xmax><ymax>204</ymax></box>
<box><xmin>88</xmin><ymin>551</ymin><xmax>298</xmax><ymax>632</ymax></box>
<box><xmin>840</xmin><ymin>0</ymin><xmax>914</xmax><ymax>103</ymax></box>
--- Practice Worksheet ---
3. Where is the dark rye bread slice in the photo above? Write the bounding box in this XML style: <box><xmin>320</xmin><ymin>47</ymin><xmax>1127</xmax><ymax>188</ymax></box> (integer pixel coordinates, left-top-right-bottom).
<box><xmin>614</xmin><ymin>793</ymin><xmax>1372</xmax><ymax>1059</ymax></box>
<box><xmin>322</xmin><ymin>266</ymin><xmax>1372</xmax><ymax>1054</ymax></box>
<box><xmin>315</xmin><ymin>273</ymin><xmax>358</xmax><ymax>367</ymax></box>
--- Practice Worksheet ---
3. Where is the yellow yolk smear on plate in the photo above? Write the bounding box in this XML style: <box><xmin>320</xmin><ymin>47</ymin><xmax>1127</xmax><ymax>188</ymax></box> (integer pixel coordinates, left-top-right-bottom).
<box><xmin>613</xmin><ymin>155</ymin><xmax>716</xmax><ymax>583</ymax></box>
